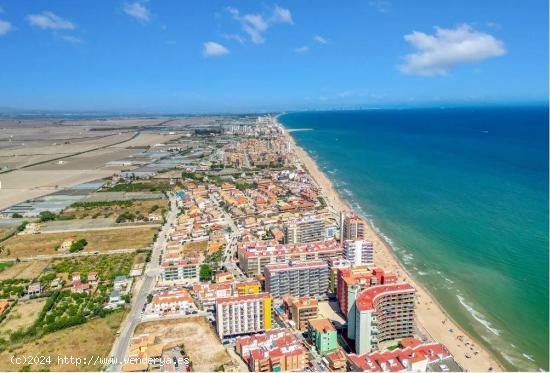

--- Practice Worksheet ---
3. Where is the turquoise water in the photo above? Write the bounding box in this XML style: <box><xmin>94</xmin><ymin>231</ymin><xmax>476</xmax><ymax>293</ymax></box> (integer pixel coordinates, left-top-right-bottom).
<box><xmin>279</xmin><ymin>107</ymin><xmax>549</xmax><ymax>371</ymax></box>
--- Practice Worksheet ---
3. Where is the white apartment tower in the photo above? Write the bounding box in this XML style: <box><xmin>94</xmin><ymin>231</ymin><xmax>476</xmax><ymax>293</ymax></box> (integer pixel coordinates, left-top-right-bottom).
<box><xmin>343</xmin><ymin>240</ymin><xmax>374</xmax><ymax>266</ymax></box>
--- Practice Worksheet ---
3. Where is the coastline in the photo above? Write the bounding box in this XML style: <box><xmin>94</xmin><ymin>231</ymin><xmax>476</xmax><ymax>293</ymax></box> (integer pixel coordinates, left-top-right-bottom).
<box><xmin>278</xmin><ymin>118</ymin><xmax>505</xmax><ymax>372</ymax></box>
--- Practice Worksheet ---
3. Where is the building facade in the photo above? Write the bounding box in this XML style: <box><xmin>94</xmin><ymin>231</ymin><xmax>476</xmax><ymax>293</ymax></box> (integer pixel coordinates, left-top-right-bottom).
<box><xmin>215</xmin><ymin>292</ymin><xmax>272</xmax><ymax>339</ymax></box>
<box><xmin>265</xmin><ymin>260</ymin><xmax>329</xmax><ymax>299</ymax></box>
<box><xmin>352</xmin><ymin>284</ymin><xmax>416</xmax><ymax>354</ymax></box>
<box><xmin>284</xmin><ymin>216</ymin><xmax>325</xmax><ymax>244</ymax></box>
<box><xmin>238</xmin><ymin>239</ymin><xmax>342</xmax><ymax>276</ymax></box>
<box><xmin>160</xmin><ymin>258</ymin><xmax>200</xmax><ymax>284</ymax></box>
<box><xmin>343</xmin><ymin>240</ymin><xmax>374</xmax><ymax>266</ymax></box>
<box><xmin>308</xmin><ymin>319</ymin><xmax>338</xmax><ymax>356</ymax></box>
<box><xmin>283</xmin><ymin>296</ymin><xmax>319</xmax><ymax>331</ymax></box>
<box><xmin>340</xmin><ymin>213</ymin><xmax>365</xmax><ymax>242</ymax></box>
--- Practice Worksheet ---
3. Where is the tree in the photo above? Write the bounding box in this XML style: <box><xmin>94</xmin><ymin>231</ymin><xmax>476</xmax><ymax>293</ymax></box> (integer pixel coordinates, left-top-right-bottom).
<box><xmin>199</xmin><ymin>264</ymin><xmax>213</xmax><ymax>282</ymax></box>
<box><xmin>11</xmin><ymin>213</ymin><xmax>23</xmax><ymax>218</ymax></box>
<box><xmin>69</xmin><ymin>239</ymin><xmax>88</xmax><ymax>253</ymax></box>
<box><xmin>39</xmin><ymin>211</ymin><xmax>57</xmax><ymax>222</ymax></box>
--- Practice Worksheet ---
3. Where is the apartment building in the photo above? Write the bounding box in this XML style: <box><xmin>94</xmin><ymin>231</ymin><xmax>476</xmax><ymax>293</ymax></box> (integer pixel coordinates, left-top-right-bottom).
<box><xmin>284</xmin><ymin>216</ymin><xmax>325</xmax><ymax>244</ymax></box>
<box><xmin>151</xmin><ymin>288</ymin><xmax>194</xmax><ymax>315</ymax></box>
<box><xmin>352</xmin><ymin>284</ymin><xmax>416</xmax><ymax>354</ymax></box>
<box><xmin>343</xmin><ymin>240</ymin><xmax>374</xmax><ymax>266</ymax></box>
<box><xmin>327</xmin><ymin>257</ymin><xmax>353</xmax><ymax>293</ymax></box>
<box><xmin>265</xmin><ymin>260</ymin><xmax>329</xmax><ymax>299</ymax></box>
<box><xmin>336</xmin><ymin>266</ymin><xmax>397</xmax><ymax>317</ymax></box>
<box><xmin>235</xmin><ymin>328</ymin><xmax>308</xmax><ymax>372</ymax></box>
<box><xmin>192</xmin><ymin>280</ymin><xmax>260</xmax><ymax>311</ymax></box>
<box><xmin>238</xmin><ymin>239</ymin><xmax>342</xmax><ymax>276</ymax></box>
<box><xmin>215</xmin><ymin>292</ymin><xmax>272</xmax><ymax>339</ymax></box>
<box><xmin>308</xmin><ymin>319</ymin><xmax>338</xmax><ymax>356</ymax></box>
<box><xmin>283</xmin><ymin>295</ymin><xmax>319</xmax><ymax>331</ymax></box>
<box><xmin>160</xmin><ymin>258</ymin><xmax>200</xmax><ymax>284</ymax></box>
<box><xmin>340</xmin><ymin>213</ymin><xmax>365</xmax><ymax>242</ymax></box>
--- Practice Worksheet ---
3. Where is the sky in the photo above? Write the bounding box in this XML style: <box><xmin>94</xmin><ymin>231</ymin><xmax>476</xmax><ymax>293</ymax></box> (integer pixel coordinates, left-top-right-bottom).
<box><xmin>0</xmin><ymin>0</ymin><xmax>548</xmax><ymax>113</ymax></box>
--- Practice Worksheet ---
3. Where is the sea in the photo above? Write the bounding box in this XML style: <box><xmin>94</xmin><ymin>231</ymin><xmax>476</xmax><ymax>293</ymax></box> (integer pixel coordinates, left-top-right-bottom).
<box><xmin>279</xmin><ymin>106</ymin><xmax>549</xmax><ymax>371</ymax></box>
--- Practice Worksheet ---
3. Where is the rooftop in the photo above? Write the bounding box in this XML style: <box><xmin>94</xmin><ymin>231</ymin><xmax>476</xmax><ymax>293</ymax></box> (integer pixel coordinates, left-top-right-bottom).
<box><xmin>356</xmin><ymin>283</ymin><xmax>415</xmax><ymax>312</ymax></box>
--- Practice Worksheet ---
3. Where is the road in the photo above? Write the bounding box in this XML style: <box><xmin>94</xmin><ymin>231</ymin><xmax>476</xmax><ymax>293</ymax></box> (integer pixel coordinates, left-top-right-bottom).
<box><xmin>209</xmin><ymin>194</ymin><xmax>246</xmax><ymax>281</ymax></box>
<box><xmin>106</xmin><ymin>192</ymin><xmax>178</xmax><ymax>371</ymax></box>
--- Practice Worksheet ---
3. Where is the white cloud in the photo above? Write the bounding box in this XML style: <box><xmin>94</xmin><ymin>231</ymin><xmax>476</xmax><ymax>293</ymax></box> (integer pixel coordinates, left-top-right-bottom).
<box><xmin>313</xmin><ymin>35</ymin><xmax>328</xmax><ymax>44</ymax></box>
<box><xmin>123</xmin><ymin>2</ymin><xmax>151</xmax><ymax>22</ymax></box>
<box><xmin>294</xmin><ymin>45</ymin><xmax>309</xmax><ymax>53</ymax></box>
<box><xmin>0</xmin><ymin>20</ymin><xmax>12</xmax><ymax>35</ymax></box>
<box><xmin>224</xmin><ymin>33</ymin><xmax>245</xmax><ymax>44</ymax></box>
<box><xmin>271</xmin><ymin>5</ymin><xmax>293</xmax><ymax>24</ymax></box>
<box><xmin>203</xmin><ymin>41</ymin><xmax>230</xmax><ymax>57</ymax></box>
<box><xmin>59</xmin><ymin>34</ymin><xmax>84</xmax><ymax>44</ymax></box>
<box><xmin>399</xmin><ymin>24</ymin><xmax>506</xmax><ymax>76</ymax></box>
<box><xmin>226</xmin><ymin>5</ymin><xmax>292</xmax><ymax>44</ymax></box>
<box><xmin>28</xmin><ymin>11</ymin><xmax>74</xmax><ymax>30</ymax></box>
<box><xmin>369</xmin><ymin>0</ymin><xmax>391</xmax><ymax>13</ymax></box>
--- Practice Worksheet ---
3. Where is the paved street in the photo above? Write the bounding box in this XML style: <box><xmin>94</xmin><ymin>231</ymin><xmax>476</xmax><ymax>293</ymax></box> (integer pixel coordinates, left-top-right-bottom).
<box><xmin>106</xmin><ymin>192</ymin><xmax>178</xmax><ymax>371</ymax></box>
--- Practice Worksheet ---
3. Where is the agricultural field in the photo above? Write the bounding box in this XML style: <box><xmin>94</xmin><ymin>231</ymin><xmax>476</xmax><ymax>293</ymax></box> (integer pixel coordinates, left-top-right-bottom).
<box><xmin>0</xmin><ymin>279</ymin><xmax>30</xmax><ymax>299</ymax></box>
<box><xmin>0</xmin><ymin>261</ymin><xmax>50</xmax><ymax>281</ymax></box>
<box><xmin>51</xmin><ymin>253</ymin><xmax>138</xmax><ymax>281</ymax></box>
<box><xmin>58</xmin><ymin>198</ymin><xmax>168</xmax><ymax>221</ymax></box>
<box><xmin>0</xmin><ymin>298</ymin><xmax>47</xmax><ymax>337</ymax></box>
<box><xmin>135</xmin><ymin>316</ymin><xmax>232</xmax><ymax>372</ymax></box>
<box><xmin>0</xmin><ymin>253</ymin><xmax>138</xmax><ymax>351</ymax></box>
<box><xmin>0</xmin><ymin>311</ymin><xmax>125</xmax><ymax>372</ymax></box>
<box><xmin>0</xmin><ymin>227</ymin><xmax>158</xmax><ymax>258</ymax></box>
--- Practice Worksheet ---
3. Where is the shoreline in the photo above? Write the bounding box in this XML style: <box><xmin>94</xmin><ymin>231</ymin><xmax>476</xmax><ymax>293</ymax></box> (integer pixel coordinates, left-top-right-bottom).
<box><xmin>277</xmin><ymin>118</ymin><xmax>505</xmax><ymax>372</ymax></box>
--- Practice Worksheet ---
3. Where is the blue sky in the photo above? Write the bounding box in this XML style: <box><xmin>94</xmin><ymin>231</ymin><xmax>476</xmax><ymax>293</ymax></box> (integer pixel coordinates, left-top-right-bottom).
<box><xmin>0</xmin><ymin>0</ymin><xmax>547</xmax><ymax>113</ymax></box>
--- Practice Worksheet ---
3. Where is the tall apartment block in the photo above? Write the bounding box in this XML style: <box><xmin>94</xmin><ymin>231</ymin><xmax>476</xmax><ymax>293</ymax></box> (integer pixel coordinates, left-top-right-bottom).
<box><xmin>352</xmin><ymin>283</ymin><xmax>416</xmax><ymax>354</ymax></box>
<box><xmin>343</xmin><ymin>240</ymin><xmax>374</xmax><ymax>266</ymax></box>
<box><xmin>340</xmin><ymin>212</ymin><xmax>365</xmax><ymax>242</ymax></box>
<box><xmin>215</xmin><ymin>292</ymin><xmax>272</xmax><ymax>339</ymax></box>
<box><xmin>284</xmin><ymin>216</ymin><xmax>325</xmax><ymax>244</ymax></box>
<box><xmin>237</xmin><ymin>240</ymin><xmax>342</xmax><ymax>276</ymax></box>
<box><xmin>264</xmin><ymin>260</ymin><xmax>329</xmax><ymax>299</ymax></box>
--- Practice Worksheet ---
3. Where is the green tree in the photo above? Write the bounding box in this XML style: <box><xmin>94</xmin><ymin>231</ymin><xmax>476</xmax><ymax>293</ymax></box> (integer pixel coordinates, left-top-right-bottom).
<box><xmin>199</xmin><ymin>264</ymin><xmax>213</xmax><ymax>281</ymax></box>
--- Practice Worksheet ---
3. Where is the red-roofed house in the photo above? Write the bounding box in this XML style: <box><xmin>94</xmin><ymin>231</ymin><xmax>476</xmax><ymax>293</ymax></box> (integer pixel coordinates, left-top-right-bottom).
<box><xmin>346</xmin><ymin>338</ymin><xmax>452</xmax><ymax>372</ymax></box>
<box><xmin>235</xmin><ymin>328</ymin><xmax>307</xmax><ymax>372</ymax></box>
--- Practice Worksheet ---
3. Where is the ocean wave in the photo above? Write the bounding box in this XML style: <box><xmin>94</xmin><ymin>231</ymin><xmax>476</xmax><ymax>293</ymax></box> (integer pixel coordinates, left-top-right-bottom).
<box><xmin>456</xmin><ymin>294</ymin><xmax>501</xmax><ymax>336</ymax></box>
<box><xmin>342</xmin><ymin>188</ymin><xmax>353</xmax><ymax>197</ymax></box>
<box><xmin>500</xmin><ymin>351</ymin><xmax>517</xmax><ymax>365</ymax></box>
<box><xmin>443</xmin><ymin>277</ymin><xmax>455</xmax><ymax>284</ymax></box>
<box><xmin>417</xmin><ymin>271</ymin><xmax>428</xmax><ymax>276</ymax></box>
<box><xmin>522</xmin><ymin>353</ymin><xmax>535</xmax><ymax>362</ymax></box>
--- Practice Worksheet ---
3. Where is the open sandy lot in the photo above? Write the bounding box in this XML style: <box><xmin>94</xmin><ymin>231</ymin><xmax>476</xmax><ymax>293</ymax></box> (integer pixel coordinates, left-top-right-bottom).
<box><xmin>0</xmin><ymin>298</ymin><xmax>47</xmax><ymax>336</ymax></box>
<box><xmin>0</xmin><ymin>227</ymin><xmax>158</xmax><ymax>259</ymax></box>
<box><xmin>0</xmin><ymin>260</ymin><xmax>50</xmax><ymax>280</ymax></box>
<box><xmin>135</xmin><ymin>316</ymin><xmax>232</xmax><ymax>372</ymax></box>
<box><xmin>0</xmin><ymin>311</ymin><xmax>126</xmax><ymax>372</ymax></box>
<box><xmin>0</xmin><ymin>170</ymin><xmax>114</xmax><ymax>210</ymax></box>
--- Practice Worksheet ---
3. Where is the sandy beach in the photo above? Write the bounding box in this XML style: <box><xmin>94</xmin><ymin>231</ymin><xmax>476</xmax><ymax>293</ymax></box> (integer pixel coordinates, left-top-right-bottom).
<box><xmin>279</xmin><ymin>121</ymin><xmax>505</xmax><ymax>372</ymax></box>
